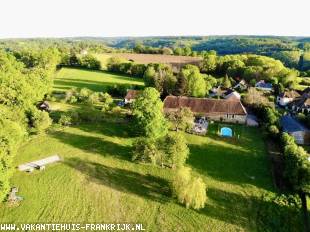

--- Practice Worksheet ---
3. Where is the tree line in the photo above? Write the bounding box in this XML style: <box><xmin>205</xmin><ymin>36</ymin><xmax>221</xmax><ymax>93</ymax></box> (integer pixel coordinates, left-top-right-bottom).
<box><xmin>0</xmin><ymin>48</ymin><xmax>60</xmax><ymax>201</ymax></box>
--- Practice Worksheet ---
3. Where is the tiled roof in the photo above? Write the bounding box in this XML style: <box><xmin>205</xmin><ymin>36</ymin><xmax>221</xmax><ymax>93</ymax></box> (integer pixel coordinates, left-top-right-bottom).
<box><xmin>163</xmin><ymin>96</ymin><xmax>247</xmax><ymax>115</ymax></box>
<box><xmin>124</xmin><ymin>90</ymin><xmax>141</xmax><ymax>100</ymax></box>
<box><xmin>281</xmin><ymin>115</ymin><xmax>308</xmax><ymax>133</ymax></box>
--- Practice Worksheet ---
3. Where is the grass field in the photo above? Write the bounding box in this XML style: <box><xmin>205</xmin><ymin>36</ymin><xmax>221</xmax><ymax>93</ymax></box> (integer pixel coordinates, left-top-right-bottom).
<box><xmin>0</xmin><ymin>118</ymin><xmax>275</xmax><ymax>231</ymax></box>
<box><xmin>53</xmin><ymin>68</ymin><xmax>144</xmax><ymax>93</ymax></box>
<box><xmin>0</xmin><ymin>67</ymin><xmax>291</xmax><ymax>231</ymax></box>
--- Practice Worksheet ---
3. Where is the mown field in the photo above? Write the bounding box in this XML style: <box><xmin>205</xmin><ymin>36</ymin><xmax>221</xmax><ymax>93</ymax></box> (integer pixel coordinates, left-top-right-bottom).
<box><xmin>0</xmin><ymin>117</ymin><xmax>275</xmax><ymax>231</ymax></box>
<box><xmin>0</xmin><ymin>67</ymin><xmax>294</xmax><ymax>231</ymax></box>
<box><xmin>53</xmin><ymin>68</ymin><xmax>144</xmax><ymax>93</ymax></box>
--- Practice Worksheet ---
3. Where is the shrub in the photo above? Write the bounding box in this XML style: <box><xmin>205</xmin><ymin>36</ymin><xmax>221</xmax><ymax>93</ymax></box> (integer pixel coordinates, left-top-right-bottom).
<box><xmin>257</xmin><ymin>194</ymin><xmax>302</xmax><ymax>232</ymax></box>
<box><xmin>268</xmin><ymin>125</ymin><xmax>280</xmax><ymax>139</ymax></box>
<box><xmin>132</xmin><ymin>138</ymin><xmax>162</xmax><ymax>165</ymax></box>
<box><xmin>68</xmin><ymin>95</ymin><xmax>77</xmax><ymax>104</ymax></box>
<box><xmin>111</xmin><ymin>106</ymin><xmax>122</xmax><ymax>115</ymax></box>
<box><xmin>100</xmin><ymin>93</ymin><xmax>113</xmax><ymax>112</ymax></box>
<box><xmin>172</xmin><ymin>167</ymin><xmax>207</xmax><ymax>209</ymax></box>
<box><xmin>78</xmin><ymin>88</ymin><xmax>91</xmax><ymax>102</ymax></box>
<box><xmin>78</xmin><ymin>54</ymin><xmax>101</xmax><ymax>70</ymax></box>
<box><xmin>58</xmin><ymin>114</ymin><xmax>72</xmax><ymax>126</ymax></box>
<box><xmin>87</xmin><ymin>92</ymin><xmax>100</xmax><ymax>105</ymax></box>
<box><xmin>30</xmin><ymin>109</ymin><xmax>52</xmax><ymax>133</ymax></box>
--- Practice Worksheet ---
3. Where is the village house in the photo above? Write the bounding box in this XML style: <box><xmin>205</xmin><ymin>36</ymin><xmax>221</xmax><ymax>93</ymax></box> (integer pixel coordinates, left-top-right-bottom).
<box><xmin>255</xmin><ymin>80</ymin><xmax>273</xmax><ymax>91</ymax></box>
<box><xmin>124</xmin><ymin>90</ymin><xmax>141</xmax><ymax>104</ymax></box>
<box><xmin>277</xmin><ymin>90</ymin><xmax>300</xmax><ymax>106</ymax></box>
<box><xmin>163</xmin><ymin>96</ymin><xmax>247</xmax><ymax>124</ymax></box>
<box><xmin>222</xmin><ymin>89</ymin><xmax>241</xmax><ymax>101</ymax></box>
<box><xmin>280</xmin><ymin>115</ymin><xmax>310</xmax><ymax>145</ymax></box>
<box><xmin>287</xmin><ymin>88</ymin><xmax>310</xmax><ymax>113</ymax></box>
<box><xmin>233</xmin><ymin>79</ymin><xmax>247</xmax><ymax>91</ymax></box>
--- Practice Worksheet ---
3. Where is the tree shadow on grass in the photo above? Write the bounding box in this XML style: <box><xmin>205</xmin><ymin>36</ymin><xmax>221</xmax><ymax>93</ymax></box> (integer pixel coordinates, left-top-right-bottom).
<box><xmin>201</xmin><ymin>187</ymin><xmax>257</xmax><ymax>230</ymax></box>
<box><xmin>64</xmin><ymin>157</ymin><xmax>170</xmax><ymax>203</ymax></box>
<box><xmin>200</xmin><ymin>188</ymin><xmax>302</xmax><ymax>231</ymax></box>
<box><xmin>188</xmin><ymin>143</ymin><xmax>274</xmax><ymax>191</ymax></box>
<box><xmin>77</xmin><ymin>122</ymin><xmax>137</xmax><ymax>139</ymax></box>
<box><xmin>54</xmin><ymin>79</ymin><xmax>138</xmax><ymax>92</ymax></box>
<box><xmin>50</xmin><ymin>130</ymin><xmax>132</xmax><ymax>161</ymax></box>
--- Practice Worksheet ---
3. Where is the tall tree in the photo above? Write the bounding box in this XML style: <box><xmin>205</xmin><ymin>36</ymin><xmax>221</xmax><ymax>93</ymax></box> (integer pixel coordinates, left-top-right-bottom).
<box><xmin>181</xmin><ymin>65</ymin><xmax>206</xmax><ymax>97</ymax></box>
<box><xmin>132</xmin><ymin>87</ymin><xmax>168</xmax><ymax>139</ymax></box>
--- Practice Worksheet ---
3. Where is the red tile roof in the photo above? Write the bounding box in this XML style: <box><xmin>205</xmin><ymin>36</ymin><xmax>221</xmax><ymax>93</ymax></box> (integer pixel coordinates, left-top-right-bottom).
<box><xmin>124</xmin><ymin>90</ymin><xmax>141</xmax><ymax>100</ymax></box>
<box><xmin>163</xmin><ymin>96</ymin><xmax>247</xmax><ymax>115</ymax></box>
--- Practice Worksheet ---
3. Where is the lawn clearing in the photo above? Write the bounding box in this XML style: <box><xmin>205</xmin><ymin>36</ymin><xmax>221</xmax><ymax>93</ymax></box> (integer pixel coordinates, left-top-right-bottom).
<box><xmin>53</xmin><ymin>68</ymin><xmax>144</xmax><ymax>93</ymax></box>
<box><xmin>0</xmin><ymin>114</ymin><xmax>279</xmax><ymax>231</ymax></box>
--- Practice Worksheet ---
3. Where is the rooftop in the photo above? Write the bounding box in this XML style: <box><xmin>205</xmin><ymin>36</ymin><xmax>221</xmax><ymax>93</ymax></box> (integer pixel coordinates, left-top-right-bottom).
<box><xmin>280</xmin><ymin>115</ymin><xmax>308</xmax><ymax>133</ymax></box>
<box><xmin>163</xmin><ymin>96</ymin><xmax>247</xmax><ymax>115</ymax></box>
<box><xmin>124</xmin><ymin>90</ymin><xmax>141</xmax><ymax>100</ymax></box>
<box><xmin>279</xmin><ymin>90</ymin><xmax>300</xmax><ymax>98</ymax></box>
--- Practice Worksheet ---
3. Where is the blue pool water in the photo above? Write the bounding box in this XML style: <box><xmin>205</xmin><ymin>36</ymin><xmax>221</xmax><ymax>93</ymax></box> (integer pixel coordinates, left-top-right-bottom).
<box><xmin>220</xmin><ymin>127</ymin><xmax>233</xmax><ymax>137</ymax></box>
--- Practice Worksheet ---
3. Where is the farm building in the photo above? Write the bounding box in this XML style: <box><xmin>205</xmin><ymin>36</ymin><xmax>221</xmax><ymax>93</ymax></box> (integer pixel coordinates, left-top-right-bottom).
<box><xmin>277</xmin><ymin>90</ymin><xmax>300</xmax><ymax>106</ymax></box>
<box><xmin>163</xmin><ymin>96</ymin><xmax>247</xmax><ymax>124</ymax></box>
<box><xmin>280</xmin><ymin>115</ymin><xmax>310</xmax><ymax>145</ymax></box>
<box><xmin>124</xmin><ymin>90</ymin><xmax>141</xmax><ymax>104</ymax></box>
<box><xmin>255</xmin><ymin>80</ymin><xmax>273</xmax><ymax>91</ymax></box>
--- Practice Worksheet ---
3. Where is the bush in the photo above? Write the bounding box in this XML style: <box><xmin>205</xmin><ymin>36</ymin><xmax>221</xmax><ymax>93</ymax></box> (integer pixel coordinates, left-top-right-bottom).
<box><xmin>29</xmin><ymin>109</ymin><xmax>52</xmax><ymax>133</ymax></box>
<box><xmin>132</xmin><ymin>138</ymin><xmax>162</xmax><ymax>165</ymax></box>
<box><xmin>268</xmin><ymin>125</ymin><xmax>280</xmax><ymax>139</ymax></box>
<box><xmin>257</xmin><ymin>194</ymin><xmax>302</xmax><ymax>232</ymax></box>
<box><xmin>106</xmin><ymin>84</ymin><xmax>130</xmax><ymax>97</ymax></box>
<box><xmin>100</xmin><ymin>93</ymin><xmax>113</xmax><ymax>112</ymax></box>
<box><xmin>78</xmin><ymin>54</ymin><xmax>101</xmax><ymax>70</ymax></box>
<box><xmin>76</xmin><ymin>107</ymin><xmax>103</xmax><ymax>123</ymax></box>
<box><xmin>172</xmin><ymin>167</ymin><xmax>207</xmax><ymax>209</ymax></box>
<box><xmin>78</xmin><ymin>88</ymin><xmax>91</xmax><ymax>102</ymax></box>
<box><xmin>111</xmin><ymin>106</ymin><xmax>122</xmax><ymax>115</ymax></box>
<box><xmin>87</xmin><ymin>92</ymin><xmax>100</xmax><ymax>105</ymax></box>
<box><xmin>58</xmin><ymin>114</ymin><xmax>72</xmax><ymax>126</ymax></box>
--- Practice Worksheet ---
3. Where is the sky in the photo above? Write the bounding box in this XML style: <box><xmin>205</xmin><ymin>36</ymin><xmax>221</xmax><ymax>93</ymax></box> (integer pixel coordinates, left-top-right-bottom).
<box><xmin>0</xmin><ymin>0</ymin><xmax>309</xmax><ymax>38</ymax></box>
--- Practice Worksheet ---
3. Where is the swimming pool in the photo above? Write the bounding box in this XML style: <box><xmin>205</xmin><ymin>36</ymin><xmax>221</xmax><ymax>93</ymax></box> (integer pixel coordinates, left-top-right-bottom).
<box><xmin>220</xmin><ymin>127</ymin><xmax>233</xmax><ymax>137</ymax></box>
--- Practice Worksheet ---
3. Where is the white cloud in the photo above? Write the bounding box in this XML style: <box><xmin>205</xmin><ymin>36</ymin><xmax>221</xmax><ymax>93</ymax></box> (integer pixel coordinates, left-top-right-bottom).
<box><xmin>0</xmin><ymin>0</ymin><xmax>309</xmax><ymax>38</ymax></box>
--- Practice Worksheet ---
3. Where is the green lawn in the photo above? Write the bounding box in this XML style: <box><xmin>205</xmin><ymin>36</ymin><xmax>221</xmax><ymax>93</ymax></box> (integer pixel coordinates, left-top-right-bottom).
<box><xmin>0</xmin><ymin>68</ymin><xmax>292</xmax><ymax>231</ymax></box>
<box><xmin>53</xmin><ymin>68</ymin><xmax>144</xmax><ymax>93</ymax></box>
<box><xmin>0</xmin><ymin>111</ymin><xmax>278</xmax><ymax>231</ymax></box>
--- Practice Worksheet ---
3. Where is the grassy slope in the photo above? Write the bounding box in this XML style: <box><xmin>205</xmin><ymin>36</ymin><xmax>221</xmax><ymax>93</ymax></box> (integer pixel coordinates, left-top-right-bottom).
<box><xmin>0</xmin><ymin>68</ymin><xmax>277</xmax><ymax>231</ymax></box>
<box><xmin>53</xmin><ymin>68</ymin><xmax>144</xmax><ymax>93</ymax></box>
<box><xmin>0</xmin><ymin>117</ymin><xmax>274</xmax><ymax>231</ymax></box>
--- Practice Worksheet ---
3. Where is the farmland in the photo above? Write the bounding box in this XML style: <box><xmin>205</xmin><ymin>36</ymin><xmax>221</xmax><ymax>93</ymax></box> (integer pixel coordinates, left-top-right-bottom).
<box><xmin>96</xmin><ymin>53</ymin><xmax>203</xmax><ymax>71</ymax></box>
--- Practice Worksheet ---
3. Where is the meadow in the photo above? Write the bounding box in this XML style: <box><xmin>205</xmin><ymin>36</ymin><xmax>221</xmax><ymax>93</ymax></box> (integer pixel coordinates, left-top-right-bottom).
<box><xmin>0</xmin><ymin>67</ymin><xmax>299</xmax><ymax>232</ymax></box>
<box><xmin>53</xmin><ymin>68</ymin><xmax>144</xmax><ymax>93</ymax></box>
<box><xmin>0</xmin><ymin>117</ymin><xmax>275</xmax><ymax>231</ymax></box>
